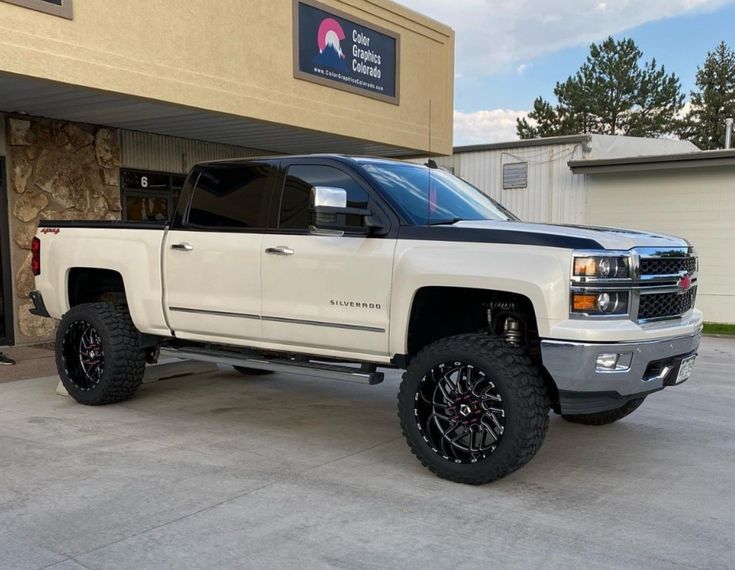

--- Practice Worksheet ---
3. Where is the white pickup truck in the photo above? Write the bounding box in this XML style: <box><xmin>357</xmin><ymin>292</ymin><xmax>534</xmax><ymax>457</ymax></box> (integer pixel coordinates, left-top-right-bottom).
<box><xmin>31</xmin><ymin>155</ymin><xmax>702</xmax><ymax>484</ymax></box>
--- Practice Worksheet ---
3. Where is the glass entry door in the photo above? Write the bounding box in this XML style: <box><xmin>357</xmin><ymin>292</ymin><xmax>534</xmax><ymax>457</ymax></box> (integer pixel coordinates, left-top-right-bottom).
<box><xmin>0</xmin><ymin>159</ymin><xmax>13</xmax><ymax>345</ymax></box>
<box><xmin>121</xmin><ymin>169</ymin><xmax>187</xmax><ymax>223</ymax></box>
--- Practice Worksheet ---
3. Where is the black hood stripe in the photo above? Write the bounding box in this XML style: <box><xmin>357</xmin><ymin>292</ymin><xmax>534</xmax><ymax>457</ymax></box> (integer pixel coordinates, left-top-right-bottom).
<box><xmin>398</xmin><ymin>226</ymin><xmax>604</xmax><ymax>250</ymax></box>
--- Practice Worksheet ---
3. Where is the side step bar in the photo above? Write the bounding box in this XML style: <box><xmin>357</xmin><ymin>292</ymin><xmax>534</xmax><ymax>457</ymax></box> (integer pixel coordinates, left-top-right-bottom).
<box><xmin>159</xmin><ymin>347</ymin><xmax>384</xmax><ymax>385</ymax></box>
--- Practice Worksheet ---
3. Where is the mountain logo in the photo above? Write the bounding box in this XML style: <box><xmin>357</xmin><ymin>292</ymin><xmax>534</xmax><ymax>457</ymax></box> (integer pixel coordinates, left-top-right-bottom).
<box><xmin>313</xmin><ymin>17</ymin><xmax>348</xmax><ymax>71</ymax></box>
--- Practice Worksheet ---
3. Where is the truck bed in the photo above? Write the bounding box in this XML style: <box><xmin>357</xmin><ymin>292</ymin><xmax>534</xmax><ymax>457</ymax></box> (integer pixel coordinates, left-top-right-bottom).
<box><xmin>34</xmin><ymin>220</ymin><xmax>170</xmax><ymax>337</ymax></box>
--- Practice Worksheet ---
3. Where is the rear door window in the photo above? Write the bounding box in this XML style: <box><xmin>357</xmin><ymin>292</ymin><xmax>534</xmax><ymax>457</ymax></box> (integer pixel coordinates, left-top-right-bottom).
<box><xmin>187</xmin><ymin>163</ymin><xmax>275</xmax><ymax>229</ymax></box>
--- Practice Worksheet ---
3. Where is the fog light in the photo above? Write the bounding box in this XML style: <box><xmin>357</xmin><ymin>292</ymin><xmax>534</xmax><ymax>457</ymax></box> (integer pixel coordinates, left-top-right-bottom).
<box><xmin>595</xmin><ymin>352</ymin><xmax>633</xmax><ymax>372</ymax></box>
<box><xmin>596</xmin><ymin>353</ymin><xmax>620</xmax><ymax>370</ymax></box>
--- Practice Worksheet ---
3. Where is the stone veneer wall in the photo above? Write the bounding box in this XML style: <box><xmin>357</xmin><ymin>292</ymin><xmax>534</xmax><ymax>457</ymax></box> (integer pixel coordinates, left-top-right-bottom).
<box><xmin>6</xmin><ymin>116</ymin><xmax>122</xmax><ymax>344</ymax></box>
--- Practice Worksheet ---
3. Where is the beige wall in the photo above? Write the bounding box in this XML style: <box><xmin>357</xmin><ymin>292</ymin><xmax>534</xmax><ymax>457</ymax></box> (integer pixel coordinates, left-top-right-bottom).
<box><xmin>585</xmin><ymin>167</ymin><xmax>735</xmax><ymax>324</ymax></box>
<box><xmin>0</xmin><ymin>0</ymin><xmax>454</xmax><ymax>155</ymax></box>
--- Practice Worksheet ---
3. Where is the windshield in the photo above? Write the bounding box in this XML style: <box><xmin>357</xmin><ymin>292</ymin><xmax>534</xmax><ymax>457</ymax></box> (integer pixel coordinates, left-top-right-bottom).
<box><xmin>360</xmin><ymin>161</ymin><xmax>517</xmax><ymax>225</ymax></box>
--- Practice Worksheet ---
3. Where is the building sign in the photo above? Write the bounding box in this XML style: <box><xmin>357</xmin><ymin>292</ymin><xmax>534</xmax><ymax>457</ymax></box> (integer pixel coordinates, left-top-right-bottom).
<box><xmin>293</xmin><ymin>0</ymin><xmax>399</xmax><ymax>104</ymax></box>
<box><xmin>1</xmin><ymin>0</ymin><xmax>73</xmax><ymax>19</ymax></box>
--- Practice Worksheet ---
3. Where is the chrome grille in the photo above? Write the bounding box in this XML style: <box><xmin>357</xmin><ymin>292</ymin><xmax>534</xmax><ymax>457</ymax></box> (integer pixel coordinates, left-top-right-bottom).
<box><xmin>640</xmin><ymin>257</ymin><xmax>696</xmax><ymax>276</ymax></box>
<box><xmin>638</xmin><ymin>287</ymin><xmax>697</xmax><ymax>321</ymax></box>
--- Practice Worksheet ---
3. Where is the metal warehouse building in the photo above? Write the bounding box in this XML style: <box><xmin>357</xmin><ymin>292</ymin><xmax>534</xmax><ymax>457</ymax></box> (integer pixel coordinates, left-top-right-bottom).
<box><xmin>434</xmin><ymin>135</ymin><xmax>735</xmax><ymax>324</ymax></box>
<box><xmin>0</xmin><ymin>0</ymin><xmax>454</xmax><ymax>346</ymax></box>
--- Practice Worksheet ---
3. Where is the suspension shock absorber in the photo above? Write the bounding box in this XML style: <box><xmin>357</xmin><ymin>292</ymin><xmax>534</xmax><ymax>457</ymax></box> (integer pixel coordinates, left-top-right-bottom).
<box><xmin>485</xmin><ymin>300</ymin><xmax>524</xmax><ymax>346</ymax></box>
<box><xmin>503</xmin><ymin>316</ymin><xmax>523</xmax><ymax>346</ymax></box>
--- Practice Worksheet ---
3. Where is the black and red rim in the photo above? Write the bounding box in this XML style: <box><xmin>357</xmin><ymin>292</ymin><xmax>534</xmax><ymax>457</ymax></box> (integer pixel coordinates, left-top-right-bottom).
<box><xmin>414</xmin><ymin>361</ymin><xmax>506</xmax><ymax>464</ymax></box>
<box><xmin>62</xmin><ymin>321</ymin><xmax>105</xmax><ymax>391</ymax></box>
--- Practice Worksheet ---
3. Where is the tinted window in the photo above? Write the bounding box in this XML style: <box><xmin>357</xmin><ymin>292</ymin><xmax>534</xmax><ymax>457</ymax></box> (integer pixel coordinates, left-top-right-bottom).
<box><xmin>279</xmin><ymin>165</ymin><xmax>369</xmax><ymax>230</ymax></box>
<box><xmin>121</xmin><ymin>169</ymin><xmax>186</xmax><ymax>222</ymax></box>
<box><xmin>361</xmin><ymin>161</ymin><xmax>516</xmax><ymax>225</ymax></box>
<box><xmin>188</xmin><ymin>164</ymin><xmax>274</xmax><ymax>229</ymax></box>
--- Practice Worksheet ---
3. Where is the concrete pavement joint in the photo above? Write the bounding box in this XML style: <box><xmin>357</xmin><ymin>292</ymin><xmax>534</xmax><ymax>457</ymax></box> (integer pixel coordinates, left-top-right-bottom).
<box><xmin>65</xmin><ymin>436</ymin><xmax>403</xmax><ymax>563</ymax></box>
<box><xmin>39</xmin><ymin>556</ymin><xmax>92</xmax><ymax>570</ymax></box>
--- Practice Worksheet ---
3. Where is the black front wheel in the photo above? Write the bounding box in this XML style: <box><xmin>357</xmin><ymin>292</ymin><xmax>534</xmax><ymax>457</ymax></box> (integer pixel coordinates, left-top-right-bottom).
<box><xmin>56</xmin><ymin>303</ymin><xmax>146</xmax><ymax>405</ymax></box>
<box><xmin>398</xmin><ymin>334</ymin><xmax>550</xmax><ymax>485</ymax></box>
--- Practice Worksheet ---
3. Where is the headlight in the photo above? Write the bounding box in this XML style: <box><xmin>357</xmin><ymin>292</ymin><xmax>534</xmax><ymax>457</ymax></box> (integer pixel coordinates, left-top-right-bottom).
<box><xmin>571</xmin><ymin>291</ymin><xmax>630</xmax><ymax>316</ymax></box>
<box><xmin>573</xmin><ymin>255</ymin><xmax>630</xmax><ymax>279</ymax></box>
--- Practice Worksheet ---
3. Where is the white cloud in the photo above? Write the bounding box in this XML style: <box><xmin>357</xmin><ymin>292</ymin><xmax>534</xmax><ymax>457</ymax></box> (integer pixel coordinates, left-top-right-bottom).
<box><xmin>516</xmin><ymin>63</ymin><xmax>529</xmax><ymax>74</ymax></box>
<box><xmin>677</xmin><ymin>99</ymin><xmax>694</xmax><ymax>119</ymax></box>
<box><xmin>454</xmin><ymin>109</ymin><xmax>531</xmax><ymax>145</ymax></box>
<box><xmin>397</xmin><ymin>0</ymin><xmax>735</xmax><ymax>74</ymax></box>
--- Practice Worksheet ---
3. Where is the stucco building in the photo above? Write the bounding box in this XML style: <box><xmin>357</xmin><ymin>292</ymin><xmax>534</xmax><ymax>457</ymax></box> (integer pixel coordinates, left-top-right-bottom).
<box><xmin>0</xmin><ymin>0</ymin><xmax>455</xmax><ymax>346</ymax></box>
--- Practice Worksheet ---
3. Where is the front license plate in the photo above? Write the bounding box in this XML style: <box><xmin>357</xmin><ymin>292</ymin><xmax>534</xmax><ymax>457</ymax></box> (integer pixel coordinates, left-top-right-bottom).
<box><xmin>675</xmin><ymin>355</ymin><xmax>696</xmax><ymax>384</ymax></box>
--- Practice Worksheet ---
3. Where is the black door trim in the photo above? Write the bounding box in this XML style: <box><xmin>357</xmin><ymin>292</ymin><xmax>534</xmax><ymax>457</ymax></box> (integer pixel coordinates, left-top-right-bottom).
<box><xmin>0</xmin><ymin>158</ymin><xmax>15</xmax><ymax>346</ymax></box>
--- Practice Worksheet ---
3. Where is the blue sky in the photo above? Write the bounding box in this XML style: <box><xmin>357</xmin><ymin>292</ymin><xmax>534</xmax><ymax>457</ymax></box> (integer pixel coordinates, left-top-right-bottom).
<box><xmin>398</xmin><ymin>0</ymin><xmax>735</xmax><ymax>144</ymax></box>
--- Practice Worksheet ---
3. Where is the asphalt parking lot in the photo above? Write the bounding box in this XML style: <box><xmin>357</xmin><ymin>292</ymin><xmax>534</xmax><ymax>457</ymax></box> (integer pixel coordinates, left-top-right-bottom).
<box><xmin>1</xmin><ymin>336</ymin><xmax>733</xmax><ymax>570</ymax></box>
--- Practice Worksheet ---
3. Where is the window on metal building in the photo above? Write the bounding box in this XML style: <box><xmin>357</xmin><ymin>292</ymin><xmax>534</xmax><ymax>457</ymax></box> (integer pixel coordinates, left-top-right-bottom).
<box><xmin>121</xmin><ymin>169</ymin><xmax>187</xmax><ymax>222</ymax></box>
<box><xmin>502</xmin><ymin>162</ymin><xmax>528</xmax><ymax>190</ymax></box>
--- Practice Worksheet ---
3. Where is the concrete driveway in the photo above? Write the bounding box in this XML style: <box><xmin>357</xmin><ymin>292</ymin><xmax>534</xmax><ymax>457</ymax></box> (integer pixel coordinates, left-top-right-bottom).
<box><xmin>1</xmin><ymin>337</ymin><xmax>733</xmax><ymax>570</ymax></box>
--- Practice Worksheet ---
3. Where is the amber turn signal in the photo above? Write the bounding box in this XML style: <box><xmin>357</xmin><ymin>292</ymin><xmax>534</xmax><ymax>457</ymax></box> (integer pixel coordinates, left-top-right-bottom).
<box><xmin>572</xmin><ymin>293</ymin><xmax>598</xmax><ymax>312</ymax></box>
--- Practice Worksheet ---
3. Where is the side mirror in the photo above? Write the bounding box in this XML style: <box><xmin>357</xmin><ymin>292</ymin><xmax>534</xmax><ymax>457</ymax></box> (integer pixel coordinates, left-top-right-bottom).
<box><xmin>309</xmin><ymin>186</ymin><xmax>382</xmax><ymax>236</ymax></box>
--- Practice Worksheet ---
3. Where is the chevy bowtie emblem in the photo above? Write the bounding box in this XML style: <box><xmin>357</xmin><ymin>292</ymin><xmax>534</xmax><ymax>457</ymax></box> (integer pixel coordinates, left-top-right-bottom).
<box><xmin>677</xmin><ymin>273</ymin><xmax>692</xmax><ymax>292</ymax></box>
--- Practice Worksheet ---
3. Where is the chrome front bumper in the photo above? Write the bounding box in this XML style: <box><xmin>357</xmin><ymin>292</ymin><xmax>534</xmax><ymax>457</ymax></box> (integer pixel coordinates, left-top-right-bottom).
<box><xmin>541</xmin><ymin>330</ymin><xmax>701</xmax><ymax>414</ymax></box>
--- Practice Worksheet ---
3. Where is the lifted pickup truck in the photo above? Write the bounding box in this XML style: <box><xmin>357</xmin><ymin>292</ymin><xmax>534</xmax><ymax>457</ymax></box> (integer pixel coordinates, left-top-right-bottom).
<box><xmin>31</xmin><ymin>155</ymin><xmax>702</xmax><ymax>484</ymax></box>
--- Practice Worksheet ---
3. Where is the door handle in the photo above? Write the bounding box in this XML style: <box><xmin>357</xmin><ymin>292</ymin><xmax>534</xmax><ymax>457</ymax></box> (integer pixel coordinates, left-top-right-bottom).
<box><xmin>171</xmin><ymin>243</ymin><xmax>194</xmax><ymax>252</ymax></box>
<box><xmin>265</xmin><ymin>246</ymin><xmax>295</xmax><ymax>256</ymax></box>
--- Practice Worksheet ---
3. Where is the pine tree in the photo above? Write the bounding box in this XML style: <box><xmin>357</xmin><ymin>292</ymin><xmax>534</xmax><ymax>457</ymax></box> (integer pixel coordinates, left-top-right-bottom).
<box><xmin>679</xmin><ymin>42</ymin><xmax>735</xmax><ymax>150</ymax></box>
<box><xmin>517</xmin><ymin>37</ymin><xmax>684</xmax><ymax>139</ymax></box>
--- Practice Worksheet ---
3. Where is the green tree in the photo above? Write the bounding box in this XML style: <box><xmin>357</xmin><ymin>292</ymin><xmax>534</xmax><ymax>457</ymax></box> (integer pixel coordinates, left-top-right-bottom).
<box><xmin>517</xmin><ymin>37</ymin><xmax>684</xmax><ymax>139</ymax></box>
<box><xmin>679</xmin><ymin>42</ymin><xmax>735</xmax><ymax>150</ymax></box>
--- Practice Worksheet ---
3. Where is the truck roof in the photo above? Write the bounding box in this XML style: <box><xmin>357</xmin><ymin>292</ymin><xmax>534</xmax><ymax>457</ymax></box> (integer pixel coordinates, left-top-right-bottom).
<box><xmin>193</xmin><ymin>154</ymin><xmax>421</xmax><ymax>169</ymax></box>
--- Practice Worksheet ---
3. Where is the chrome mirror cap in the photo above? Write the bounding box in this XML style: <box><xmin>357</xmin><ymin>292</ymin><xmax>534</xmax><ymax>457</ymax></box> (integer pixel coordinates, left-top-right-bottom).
<box><xmin>311</xmin><ymin>186</ymin><xmax>347</xmax><ymax>209</ymax></box>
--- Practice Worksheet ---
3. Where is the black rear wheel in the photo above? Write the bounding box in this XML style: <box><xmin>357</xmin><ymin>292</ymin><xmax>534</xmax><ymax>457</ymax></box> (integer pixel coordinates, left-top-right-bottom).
<box><xmin>61</xmin><ymin>320</ymin><xmax>106</xmax><ymax>391</ymax></box>
<box><xmin>399</xmin><ymin>334</ymin><xmax>550</xmax><ymax>485</ymax></box>
<box><xmin>56</xmin><ymin>303</ymin><xmax>146</xmax><ymax>405</ymax></box>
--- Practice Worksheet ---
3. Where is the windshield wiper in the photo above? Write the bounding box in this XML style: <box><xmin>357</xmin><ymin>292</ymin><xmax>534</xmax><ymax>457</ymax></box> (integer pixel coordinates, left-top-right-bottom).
<box><xmin>426</xmin><ymin>217</ymin><xmax>464</xmax><ymax>226</ymax></box>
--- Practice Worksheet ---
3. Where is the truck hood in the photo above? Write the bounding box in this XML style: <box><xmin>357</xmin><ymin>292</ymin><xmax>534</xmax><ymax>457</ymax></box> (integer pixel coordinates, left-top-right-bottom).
<box><xmin>434</xmin><ymin>220</ymin><xmax>690</xmax><ymax>251</ymax></box>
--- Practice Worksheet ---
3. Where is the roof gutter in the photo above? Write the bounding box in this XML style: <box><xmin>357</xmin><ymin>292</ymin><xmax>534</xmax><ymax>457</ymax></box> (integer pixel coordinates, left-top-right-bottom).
<box><xmin>455</xmin><ymin>134</ymin><xmax>591</xmax><ymax>155</ymax></box>
<box><xmin>568</xmin><ymin>149</ymin><xmax>735</xmax><ymax>174</ymax></box>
